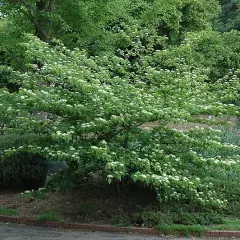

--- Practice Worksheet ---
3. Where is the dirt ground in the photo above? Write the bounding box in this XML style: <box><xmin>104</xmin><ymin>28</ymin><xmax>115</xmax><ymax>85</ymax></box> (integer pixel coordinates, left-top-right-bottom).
<box><xmin>0</xmin><ymin>180</ymin><xmax>158</xmax><ymax>226</ymax></box>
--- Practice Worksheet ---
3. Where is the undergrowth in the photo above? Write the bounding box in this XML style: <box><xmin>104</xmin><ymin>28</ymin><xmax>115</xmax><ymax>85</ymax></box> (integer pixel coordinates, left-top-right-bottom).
<box><xmin>0</xmin><ymin>206</ymin><xmax>18</xmax><ymax>216</ymax></box>
<box><xmin>211</xmin><ymin>218</ymin><xmax>240</xmax><ymax>231</ymax></box>
<box><xmin>156</xmin><ymin>224</ymin><xmax>206</xmax><ymax>236</ymax></box>
<box><xmin>36</xmin><ymin>210</ymin><xmax>62</xmax><ymax>222</ymax></box>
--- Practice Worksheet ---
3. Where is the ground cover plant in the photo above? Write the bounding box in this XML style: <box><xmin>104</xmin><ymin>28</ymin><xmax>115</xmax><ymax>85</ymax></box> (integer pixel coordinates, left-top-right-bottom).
<box><xmin>156</xmin><ymin>224</ymin><xmax>206</xmax><ymax>236</ymax></box>
<box><xmin>211</xmin><ymin>218</ymin><xmax>240</xmax><ymax>231</ymax></box>
<box><xmin>36</xmin><ymin>210</ymin><xmax>62</xmax><ymax>222</ymax></box>
<box><xmin>0</xmin><ymin>206</ymin><xmax>18</xmax><ymax>216</ymax></box>
<box><xmin>0</xmin><ymin>0</ymin><xmax>240</xmax><ymax>233</ymax></box>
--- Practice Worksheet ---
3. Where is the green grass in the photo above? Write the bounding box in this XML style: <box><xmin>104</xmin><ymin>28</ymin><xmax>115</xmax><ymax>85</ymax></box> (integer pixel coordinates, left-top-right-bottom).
<box><xmin>0</xmin><ymin>206</ymin><xmax>18</xmax><ymax>216</ymax></box>
<box><xmin>210</xmin><ymin>218</ymin><xmax>240</xmax><ymax>231</ymax></box>
<box><xmin>156</xmin><ymin>224</ymin><xmax>206</xmax><ymax>236</ymax></box>
<box><xmin>36</xmin><ymin>210</ymin><xmax>62</xmax><ymax>222</ymax></box>
<box><xmin>156</xmin><ymin>219</ymin><xmax>240</xmax><ymax>237</ymax></box>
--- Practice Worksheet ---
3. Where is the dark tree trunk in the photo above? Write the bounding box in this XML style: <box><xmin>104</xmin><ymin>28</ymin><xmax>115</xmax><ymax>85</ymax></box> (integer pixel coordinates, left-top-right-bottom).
<box><xmin>23</xmin><ymin>0</ymin><xmax>56</xmax><ymax>43</ymax></box>
<box><xmin>36</xmin><ymin>0</ymin><xmax>45</xmax><ymax>11</ymax></box>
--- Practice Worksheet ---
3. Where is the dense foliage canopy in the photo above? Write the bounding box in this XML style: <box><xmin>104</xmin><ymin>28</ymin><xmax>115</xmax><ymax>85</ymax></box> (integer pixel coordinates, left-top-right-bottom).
<box><xmin>216</xmin><ymin>0</ymin><xmax>240</xmax><ymax>32</ymax></box>
<box><xmin>0</xmin><ymin>0</ymin><xmax>240</xmax><ymax>208</ymax></box>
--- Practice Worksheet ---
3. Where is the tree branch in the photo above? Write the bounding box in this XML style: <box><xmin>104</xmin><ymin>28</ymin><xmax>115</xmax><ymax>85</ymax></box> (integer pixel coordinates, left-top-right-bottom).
<box><xmin>48</xmin><ymin>0</ymin><xmax>56</xmax><ymax>37</ymax></box>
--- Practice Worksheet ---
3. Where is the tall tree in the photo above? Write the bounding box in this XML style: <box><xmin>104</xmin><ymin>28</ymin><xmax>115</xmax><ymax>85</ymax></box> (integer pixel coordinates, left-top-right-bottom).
<box><xmin>1</xmin><ymin>0</ymin><xmax>56</xmax><ymax>42</ymax></box>
<box><xmin>1</xmin><ymin>0</ymin><xmax>220</xmax><ymax>51</ymax></box>
<box><xmin>216</xmin><ymin>0</ymin><xmax>240</xmax><ymax>31</ymax></box>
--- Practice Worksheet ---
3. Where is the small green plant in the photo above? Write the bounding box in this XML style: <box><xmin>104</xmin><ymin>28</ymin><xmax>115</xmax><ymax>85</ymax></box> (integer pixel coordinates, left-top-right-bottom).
<box><xmin>156</xmin><ymin>224</ymin><xmax>206</xmax><ymax>236</ymax></box>
<box><xmin>45</xmin><ymin>169</ymin><xmax>76</xmax><ymax>192</ymax></box>
<box><xmin>20</xmin><ymin>188</ymin><xmax>46</xmax><ymax>200</ymax></box>
<box><xmin>0</xmin><ymin>206</ymin><xmax>18</xmax><ymax>216</ymax></box>
<box><xmin>132</xmin><ymin>211</ymin><xmax>173</xmax><ymax>227</ymax></box>
<box><xmin>36</xmin><ymin>210</ymin><xmax>62</xmax><ymax>222</ymax></box>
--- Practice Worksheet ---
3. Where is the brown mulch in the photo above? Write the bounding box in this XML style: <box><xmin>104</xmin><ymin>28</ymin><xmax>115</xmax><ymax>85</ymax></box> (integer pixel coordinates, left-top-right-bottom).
<box><xmin>0</xmin><ymin>180</ymin><xmax>158</xmax><ymax>225</ymax></box>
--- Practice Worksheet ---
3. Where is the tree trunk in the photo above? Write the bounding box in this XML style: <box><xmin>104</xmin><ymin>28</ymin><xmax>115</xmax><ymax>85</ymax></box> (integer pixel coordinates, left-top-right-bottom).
<box><xmin>23</xmin><ymin>0</ymin><xmax>56</xmax><ymax>43</ymax></box>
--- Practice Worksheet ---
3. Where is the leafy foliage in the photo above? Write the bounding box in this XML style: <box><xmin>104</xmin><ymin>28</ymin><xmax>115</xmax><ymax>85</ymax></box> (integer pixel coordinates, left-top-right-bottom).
<box><xmin>156</xmin><ymin>224</ymin><xmax>206</xmax><ymax>235</ymax></box>
<box><xmin>149</xmin><ymin>30</ymin><xmax>240</xmax><ymax>81</ymax></box>
<box><xmin>216</xmin><ymin>0</ymin><xmax>240</xmax><ymax>32</ymax></box>
<box><xmin>0</xmin><ymin>0</ymin><xmax>240</xmax><ymax>214</ymax></box>
<box><xmin>1</xmin><ymin>0</ymin><xmax>220</xmax><ymax>53</ymax></box>
<box><xmin>45</xmin><ymin>169</ymin><xmax>77</xmax><ymax>192</ymax></box>
<box><xmin>0</xmin><ymin>151</ymin><xmax>45</xmax><ymax>188</ymax></box>
<box><xmin>20</xmin><ymin>188</ymin><xmax>46</xmax><ymax>200</ymax></box>
<box><xmin>211</xmin><ymin>218</ymin><xmax>240</xmax><ymax>231</ymax></box>
<box><xmin>0</xmin><ymin>206</ymin><xmax>19</xmax><ymax>216</ymax></box>
<box><xmin>0</xmin><ymin>33</ymin><xmax>239</xmax><ymax>207</ymax></box>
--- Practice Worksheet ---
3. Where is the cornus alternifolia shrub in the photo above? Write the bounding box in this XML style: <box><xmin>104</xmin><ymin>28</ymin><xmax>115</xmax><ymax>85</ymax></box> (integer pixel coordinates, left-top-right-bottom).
<box><xmin>0</xmin><ymin>35</ymin><xmax>239</xmax><ymax>207</ymax></box>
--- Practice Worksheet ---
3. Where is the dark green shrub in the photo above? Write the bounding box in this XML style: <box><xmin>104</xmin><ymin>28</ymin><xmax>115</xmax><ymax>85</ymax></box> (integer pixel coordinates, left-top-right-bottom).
<box><xmin>219</xmin><ymin>180</ymin><xmax>240</xmax><ymax>218</ymax></box>
<box><xmin>0</xmin><ymin>66</ymin><xmax>13</xmax><ymax>89</ymax></box>
<box><xmin>45</xmin><ymin>168</ymin><xmax>77</xmax><ymax>192</ymax></box>
<box><xmin>174</xmin><ymin>212</ymin><xmax>224</xmax><ymax>226</ymax></box>
<box><xmin>131</xmin><ymin>209</ymin><xmax>223</xmax><ymax>227</ymax></box>
<box><xmin>156</xmin><ymin>224</ymin><xmax>206</xmax><ymax>236</ymax></box>
<box><xmin>0</xmin><ymin>152</ymin><xmax>45</xmax><ymax>189</ymax></box>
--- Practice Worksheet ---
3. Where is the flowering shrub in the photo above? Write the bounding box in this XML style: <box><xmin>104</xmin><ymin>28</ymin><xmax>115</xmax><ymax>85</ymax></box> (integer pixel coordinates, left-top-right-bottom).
<box><xmin>0</xmin><ymin>34</ymin><xmax>239</xmax><ymax>207</ymax></box>
<box><xmin>20</xmin><ymin>188</ymin><xmax>46</xmax><ymax>200</ymax></box>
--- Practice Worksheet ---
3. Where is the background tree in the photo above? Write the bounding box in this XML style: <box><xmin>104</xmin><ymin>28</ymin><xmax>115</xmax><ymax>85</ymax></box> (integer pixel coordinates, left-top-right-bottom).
<box><xmin>0</xmin><ymin>0</ymin><xmax>220</xmax><ymax>90</ymax></box>
<box><xmin>1</xmin><ymin>0</ymin><xmax>220</xmax><ymax>52</ymax></box>
<box><xmin>216</xmin><ymin>0</ymin><xmax>240</xmax><ymax>32</ymax></box>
